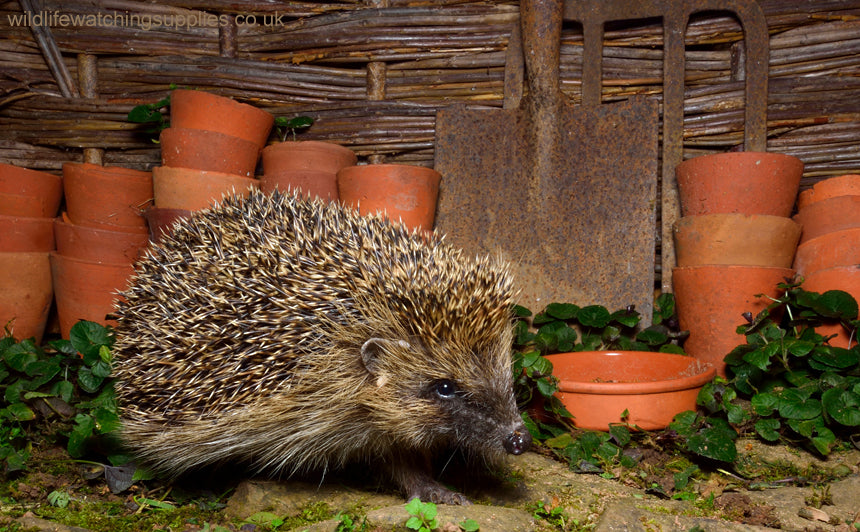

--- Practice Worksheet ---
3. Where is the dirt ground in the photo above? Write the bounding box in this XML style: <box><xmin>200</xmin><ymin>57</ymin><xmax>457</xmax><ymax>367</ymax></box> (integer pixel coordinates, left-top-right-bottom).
<box><xmin>1</xmin><ymin>436</ymin><xmax>859</xmax><ymax>531</ymax></box>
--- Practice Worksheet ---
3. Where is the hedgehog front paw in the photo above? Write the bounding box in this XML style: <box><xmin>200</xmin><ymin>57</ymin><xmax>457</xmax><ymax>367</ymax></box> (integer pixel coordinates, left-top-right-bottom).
<box><xmin>408</xmin><ymin>483</ymin><xmax>471</xmax><ymax>506</ymax></box>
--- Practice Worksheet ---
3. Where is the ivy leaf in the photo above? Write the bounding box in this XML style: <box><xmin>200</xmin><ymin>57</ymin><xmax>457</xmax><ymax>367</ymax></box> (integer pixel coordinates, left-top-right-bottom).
<box><xmin>742</xmin><ymin>342</ymin><xmax>779</xmax><ymax>371</ymax></box>
<box><xmin>77</xmin><ymin>367</ymin><xmax>105</xmax><ymax>394</ymax></box>
<box><xmin>755</xmin><ymin>418</ymin><xmax>781</xmax><ymax>441</ymax></box>
<box><xmin>636</xmin><ymin>327</ymin><xmax>669</xmax><ymax>346</ymax></box>
<box><xmin>814</xmin><ymin>290</ymin><xmax>858</xmax><ymax>320</ymax></box>
<box><xmin>67</xmin><ymin>414</ymin><xmax>96</xmax><ymax>458</ymax></box>
<box><xmin>778</xmin><ymin>388</ymin><xmax>822</xmax><ymax>420</ymax></box>
<box><xmin>70</xmin><ymin>321</ymin><xmax>114</xmax><ymax>365</ymax></box>
<box><xmin>545</xmin><ymin>302</ymin><xmax>579</xmax><ymax>320</ymax></box>
<box><xmin>751</xmin><ymin>392</ymin><xmax>779</xmax><ymax>416</ymax></box>
<box><xmin>686</xmin><ymin>421</ymin><xmax>738</xmax><ymax>462</ymax></box>
<box><xmin>577</xmin><ymin>305</ymin><xmax>611</xmax><ymax>328</ymax></box>
<box><xmin>5</xmin><ymin>402</ymin><xmax>36</xmax><ymax>421</ymax></box>
<box><xmin>811</xmin><ymin>426</ymin><xmax>836</xmax><ymax>455</ymax></box>
<box><xmin>821</xmin><ymin>388</ymin><xmax>860</xmax><ymax>426</ymax></box>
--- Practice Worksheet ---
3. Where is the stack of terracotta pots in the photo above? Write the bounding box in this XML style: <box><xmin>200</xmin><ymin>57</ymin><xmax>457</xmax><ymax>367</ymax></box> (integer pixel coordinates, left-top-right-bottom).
<box><xmin>51</xmin><ymin>163</ymin><xmax>153</xmax><ymax>339</ymax></box>
<box><xmin>671</xmin><ymin>151</ymin><xmax>805</xmax><ymax>377</ymax></box>
<box><xmin>0</xmin><ymin>163</ymin><xmax>63</xmax><ymax>343</ymax></box>
<box><xmin>337</xmin><ymin>164</ymin><xmax>442</xmax><ymax>233</ymax></box>
<box><xmin>792</xmin><ymin>174</ymin><xmax>860</xmax><ymax>348</ymax></box>
<box><xmin>261</xmin><ymin>139</ymin><xmax>356</xmax><ymax>203</ymax></box>
<box><xmin>150</xmin><ymin>89</ymin><xmax>273</xmax><ymax>241</ymax></box>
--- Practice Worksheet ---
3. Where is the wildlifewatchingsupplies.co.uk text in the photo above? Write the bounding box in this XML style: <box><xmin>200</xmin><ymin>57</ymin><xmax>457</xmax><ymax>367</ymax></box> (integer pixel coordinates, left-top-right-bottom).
<box><xmin>7</xmin><ymin>10</ymin><xmax>293</xmax><ymax>31</ymax></box>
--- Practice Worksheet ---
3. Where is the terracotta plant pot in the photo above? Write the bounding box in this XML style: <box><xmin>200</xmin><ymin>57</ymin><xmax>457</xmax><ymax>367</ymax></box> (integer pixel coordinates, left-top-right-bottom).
<box><xmin>260</xmin><ymin>170</ymin><xmax>338</xmax><ymax>202</ymax></box>
<box><xmin>0</xmin><ymin>163</ymin><xmax>63</xmax><ymax>217</ymax></box>
<box><xmin>673</xmin><ymin>265</ymin><xmax>795</xmax><ymax>377</ymax></box>
<box><xmin>546</xmin><ymin>351</ymin><xmax>715</xmax><ymax>431</ymax></box>
<box><xmin>262</xmin><ymin>140</ymin><xmax>357</xmax><ymax>175</ymax></box>
<box><xmin>54</xmin><ymin>214</ymin><xmax>150</xmax><ymax>264</ymax></box>
<box><xmin>169</xmin><ymin>89</ymin><xmax>274</xmax><ymax>148</ymax></box>
<box><xmin>50</xmin><ymin>252</ymin><xmax>135</xmax><ymax>339</ymax></box>
<box><xmin>0</xmin><ymin>251</ymin><xmax>53</xmax><ymax>343</ymax></box>
<box><xmin>63</xmin><ymin>163</ymin><xmax>153</xmax><ymax>229</ymax></box>
<box><xmin>793</xmin><ymin>228</ymin><xmax>860</xmax><ymax>276</ymax></box>
<box><xmin>676</xmin><ymin>151</ymin><xmax>803</xmax><ymax>217</ymax></box>
<box><xmin>143</xmin><ymin>207</ymin><xmax>192</xmax><ymax>243</ymax></box>
<box><xmin>337</xmin><ymin>164</ymin><xmax>442</xmax><ymax>232</ymax></box>
<box><xmin>673</xmin><ymin>214</ymin><xmax>801</xmax><ymax>268</ymax></box>
<box><xmin>796</xmin><ymin>174</ymin><xmax>860</xmax><ymax>210</ymax></box>
<box><xmin>803</xmin><ymin>265</ymin><xmax>860</xmax><ymax>349</ymax></box>
<box><xmin>152</xmin><ymin>166</ymin><xmax>259</xmax><ymax>211</ymax></box>
<box><xmin>0</xmin><ymin>214</ymin><xmax>55</xmax><ymax>252</ymax></box>
<box><xmin>160</xmin><ymin>127</ymin><xmax>260</xmax><ymax>177</ymax></box>
<box><xmin>793</xmin><ymin>195</ymin><xmax>860</xmax><ymax>244</ymax></box>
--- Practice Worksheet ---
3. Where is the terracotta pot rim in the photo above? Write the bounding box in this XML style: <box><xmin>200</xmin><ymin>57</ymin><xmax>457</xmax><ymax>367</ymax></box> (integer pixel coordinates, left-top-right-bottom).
<box><xmin>0</xmin><ymin>212</ymin><xmax>55</xmax><ymax>223</ymax></box>
<box><xmin>55</xmin><ymin>215</ymin><xmax>150</xmax><ymax>235</ymax></box>
<box><xmin>49</xmin><ymin>250</ymin><xmax>138</xmax><ymax>268</ymax></box>
<box><xmin>339</xmin><ymin>163</ymin><xmax>440</xmax><ymax>172</ymax></box>
<box><xmin>797</xmin><ymin>226</ymin><xmax>860</xmax><ymax>249</ymax></box>
<box><xmin>0</xmin><ymin>163</ymin><xmax>62</xmax><ymax>185</ymax></box>
<box><xmin>673</xmin><ymin>264</ymin><xmax>796</xmax><ymax>273</ymax></box>
<box><xmin>63</xmin><ymin>162</ymin><xmax>152</xmax><ymax>181</ymax></box>
<box><xmin>675</xmin><ymin>212</ymin><xmax>801</xmax><ymax>224</ymax></box>
<box><xmin>677</xmin><ymin>150</ymin><xmax>803</xmax><ymax>168</ymax></box>
<box><xmin>547</xmin><ymin>351</ymin><xmax>715</xmax><ymax>395</ymax></box>
<box><xmin>262</xmin><ymin>139</ymin><xmax>354</xmax><ymax>153</ymax></box>
<box><xmin>803</xmin><ymin>265</ymin><xmax>860</xmax><ymax>277</ymax></box>
<box><xmin>153</xmin><ymin>165</ymin><xmax>259</xmax><ymax>181</ymax></box>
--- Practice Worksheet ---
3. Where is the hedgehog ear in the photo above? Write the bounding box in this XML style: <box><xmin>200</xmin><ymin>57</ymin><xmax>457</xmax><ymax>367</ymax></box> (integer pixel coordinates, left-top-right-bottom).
<box><xmin>360</xmin><ymin>338</ymin><xmax>410</xmax><ymax>376</ymax></box>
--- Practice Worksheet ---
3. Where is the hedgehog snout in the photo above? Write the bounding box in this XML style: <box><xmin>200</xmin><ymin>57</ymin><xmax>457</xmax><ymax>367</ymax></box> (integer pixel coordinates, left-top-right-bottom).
<box><xmin>503</xmin><ymin>425</ymin><xmax>532</xmax><ymax>455</ymax></box>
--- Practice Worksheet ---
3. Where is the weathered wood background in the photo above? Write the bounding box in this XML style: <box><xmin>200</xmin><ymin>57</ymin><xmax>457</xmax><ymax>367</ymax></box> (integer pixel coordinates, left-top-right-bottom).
<box><xmin>1</xmin><ymin>0</ymin><xmax>858</xmax><ymax>283</ymax></box>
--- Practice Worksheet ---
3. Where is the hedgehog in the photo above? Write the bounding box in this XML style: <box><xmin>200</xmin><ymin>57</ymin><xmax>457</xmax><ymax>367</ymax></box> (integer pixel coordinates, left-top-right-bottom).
<box><xmin>111</xmin><ymin>189</ymin><xmax>531</xmax><ymax>504</ymax></box>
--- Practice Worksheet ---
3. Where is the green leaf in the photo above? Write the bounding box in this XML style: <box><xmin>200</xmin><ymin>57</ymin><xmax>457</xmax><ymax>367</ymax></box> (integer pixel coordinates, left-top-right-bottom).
<box><xmin>610</xmin><ymin>308</ymin><xmax>641</xmax><ymax>328</ymax></box>
<box><xmin>50</xmin><ymin>380</ymin><xmax>75</xmax><ymax>403</ymax></box>
<box><xmin>512</xmin><ymin>305</ymin><xmax>532</xmax><ymax>318</ymax></box>
<box><xmin>286</xmin><ymin>116</ymin><xmax>314</xmax><ymax>130</ymax></box>
<box><xmin>778</xmin><ymin>388</ymin><xmax>822</xmax><ymax>420</ymax></box>
<box><xmin>5</xmin><ymin>402</ymin><xmax>35</xmax><ymax>421</ymax></box>
<box><xmin>77</xmin><ymin>367</ymin><xmax>105</xmax><ymax>394</ymax></box>
<box><xmin>815</xmin><ymin>290</ymin><xmax>858</xmax><ymax>320</ymax></box>
<box><xmin>535</xmin><ymin>377</ymin><xmax>558</xmax><ymax>398</ymax></box>
<box><xmin>755</xmin><ymin>418</ymin><xmax>781</xmax><ymax>441</ymax></box>
<box><xmin>405</xmin><ymin>516</ymin><xmax>423</xmax><ymax>530</ymax></box>
<box><xmin>404</xmin><ymin>498</ymin><xmax>424</xmax><ymax>516</ymax></box>
<box><xmin>811</xmin><ymin>346</ymin><xmax>858</xmax><ymax>369</ymax></box>
<box><xmin>668</xmin><ymin>410</ymin><xmax>699</xmax><ymax>438</ymax></box>
<box><xmin>91</xmin><ymin>360</ymin><xmax>112</xmax><ymax>379</ymax></box>
<box><xmin>821</xmin><ymin>388</ymin><xmax>860</xmax><ymax>426</ymax></box>
<box><xmin>635</xmin><ymin>327</ymin><xmax>668</xmax><ymax>346</ymax></box>
<box><xmin>577</xmin><ymin>305</ymin><xmax>611</xmax><ymax>328</ymax></box>
<box><xmin>127</xmin><ymin>104</ymin><xmax>163</xmax><ymax>124</ymax></box>
<box><xmin>742</xmin><ymin>342</ymin><xmax>779</xmax><ymax>371</ymax></box>
<box><xmin>751</xmin><ymin>392</ymin><xmax>779</xmax><ymax>416</ymax></box>
<box><xmin>70</xmin><ymin>321</ymin><xmax>113</xmax><ymax>365</ymax></box>
<box><xmin>47</xmin><ymin>490</ymin><xmax>70</xmax><ymax>508</ymax></box>
<box><xmin>460</xmin><ymin>518</ymin><xmax>480</xmax><ymax>532</ymax></box>
<box><xmin>609</xmin><ymin>424</ymin><xmax>631</xmax><ymax>446</ymax></box>
<box><xmin>811</xmin><ymin>426</ymin><xmax>836</xmax><ymax>455</ymax></box>
<box><xmin>92</xmin><ymin>407</ymin><xmax>121</xmax><ymax>434</ymax></box>
<box><xmin>545</xmin><ymin>302</ymin><xmax>579</xmax><ymax>320</ymax></box>
<box><xmin>3</xmin><ymin>342</ymin><xmax>39</xmax><ymax>372</ymax></box>
<box><xmin>67</xmin><ymin>414</ymin><xmax>95</xmax><ymax>458</ymax></box>
<box><xmin>686</xmin><ymin>419</ymin><xmax>737</xmax><ymax>462</ymax></box>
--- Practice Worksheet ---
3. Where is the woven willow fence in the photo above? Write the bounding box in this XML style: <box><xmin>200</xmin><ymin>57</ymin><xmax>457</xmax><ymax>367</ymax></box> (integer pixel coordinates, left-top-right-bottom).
<box><xmin>1</xmin><ymin>0</ymin><xmax>859</xmax><ymax>281</ymax></box>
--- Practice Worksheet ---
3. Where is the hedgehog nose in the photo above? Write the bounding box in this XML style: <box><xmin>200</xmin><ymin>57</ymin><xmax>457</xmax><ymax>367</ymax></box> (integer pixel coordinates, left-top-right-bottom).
<box><xmin>503</xmin><ymin>428</ymin><xmax>532</xmax><ymax>455</ymax></box>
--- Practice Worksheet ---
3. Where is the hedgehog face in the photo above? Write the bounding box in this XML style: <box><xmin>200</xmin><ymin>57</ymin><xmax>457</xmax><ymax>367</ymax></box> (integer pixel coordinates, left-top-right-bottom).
<box><xmin>360</xmin><ymin>336</ymin><xmax>531</xmax><ymax>459</ymax></box>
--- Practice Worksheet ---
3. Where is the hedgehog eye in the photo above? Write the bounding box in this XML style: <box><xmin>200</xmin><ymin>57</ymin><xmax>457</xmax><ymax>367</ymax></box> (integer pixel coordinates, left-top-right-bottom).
<box><xmin>434</xmin><ymin>379</ymin><xmax>457</xmax><ymax>399</ymax></box>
